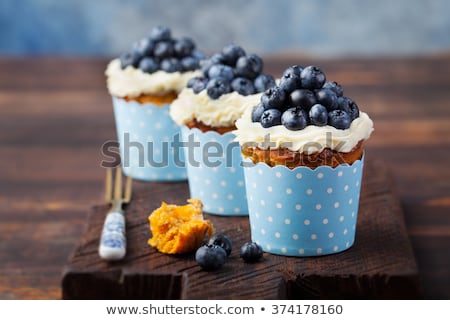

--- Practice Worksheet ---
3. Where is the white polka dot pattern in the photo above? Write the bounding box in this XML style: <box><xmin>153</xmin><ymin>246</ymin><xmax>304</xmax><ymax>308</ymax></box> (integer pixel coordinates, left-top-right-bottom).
<box><xmin>112</xmin><ymin>97</ymin><xmax>186</xmax><ymax>181</ymax></box>
<box><xmin>243</xmin><ymin>157</ymin><xmax>364</xmax><ymax>256</ymax></box>
<box><xmin>181</xmin><ymin>127</ymin><xmax>248</xmax><ymax>216</ymax></box>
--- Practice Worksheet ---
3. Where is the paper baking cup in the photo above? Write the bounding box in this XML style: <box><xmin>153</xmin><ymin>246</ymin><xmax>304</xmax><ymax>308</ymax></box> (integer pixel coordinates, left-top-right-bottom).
<box><xmin>181</xmin><ymin>126</ymin><xmax>248</xmax><ymax>216</ymax></box>
<box><xmin>243</xmin><ymin>157</ymin><xmax>364</xmax><ymax>256</ymax></box>
<box><xmin>112</xmin><ymin>97</ymin><xmax>186</xmax><ymax>181</ymax></box>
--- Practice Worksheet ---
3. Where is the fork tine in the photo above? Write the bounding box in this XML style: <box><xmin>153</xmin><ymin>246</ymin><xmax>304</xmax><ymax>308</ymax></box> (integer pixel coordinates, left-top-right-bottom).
<box><xmin>124</xmin><ymin>174</ymin><xmax>132</xmax><ymax>203</ymax></box>
<box><xmin>114</xmin><ymin>166</ymin><xmax>123</xmax><ymax>200</ymax></box>
<box><xmin>105</xmin><ymin>167</ymin><xmax>112</xmax><ymax>202</ymax></box>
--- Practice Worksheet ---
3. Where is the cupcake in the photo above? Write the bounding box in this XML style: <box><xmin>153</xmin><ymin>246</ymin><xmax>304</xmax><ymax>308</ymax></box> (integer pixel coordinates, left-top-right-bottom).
<box><xmin>105</xmin><ymin>26</ymin><xmax>204</xmax><ymax>181</ymax></box>
<box><xmin>234</xmin><ymin>65</ymin><xmax>374</xmax><ymax>256</ymax></box>
<box><xmin>170</xmin><ymin>44</ymin><xmax>276</xmax><ymax>215</ymax></box>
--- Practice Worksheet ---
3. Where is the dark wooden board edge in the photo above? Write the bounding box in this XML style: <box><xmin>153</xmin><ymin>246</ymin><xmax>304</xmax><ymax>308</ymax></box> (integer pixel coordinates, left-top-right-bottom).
<box><xmin>61</xmin><ymin>159</ymin><xmax>421</xmax><ymax>299</ymax></box>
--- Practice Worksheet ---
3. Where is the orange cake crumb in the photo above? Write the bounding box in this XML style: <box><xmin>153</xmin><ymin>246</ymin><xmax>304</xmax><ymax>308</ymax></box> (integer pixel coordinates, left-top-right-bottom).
<box><xmin>148</xmin><ymin>198</ymin><xmax>214</xmax><ymax>254</ymax></box>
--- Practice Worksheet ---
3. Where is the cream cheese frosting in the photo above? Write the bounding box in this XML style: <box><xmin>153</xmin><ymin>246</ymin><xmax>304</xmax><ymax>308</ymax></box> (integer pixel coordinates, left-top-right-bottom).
<box><xmin>234</xmin><ymin>107</ymin><xmax>374</xmax><ymax>154</ymax></box>
<box><xmin>170</xmin><ymin>88</ymin><xmax>262</xmax><ymax>128</ymax></box>
<box><xmin>105</xmin><ymin>59</ymin><xmax>201</xmax><ymax>98</ymax></box>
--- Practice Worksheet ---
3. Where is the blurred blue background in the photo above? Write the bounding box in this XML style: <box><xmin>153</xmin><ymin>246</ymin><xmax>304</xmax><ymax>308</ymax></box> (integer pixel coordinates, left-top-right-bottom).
<box><xmin>1</xmin><ymin>0</ymin><xmax>449</xmax><ymax>57</ymax></box>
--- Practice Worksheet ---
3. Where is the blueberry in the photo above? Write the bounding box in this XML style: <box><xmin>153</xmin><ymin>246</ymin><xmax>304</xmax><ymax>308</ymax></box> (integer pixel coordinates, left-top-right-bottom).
<box><xmin>281</xmin><ymin>107</ymin><xmax>308</xmax><ymax>131</ymax></box>
<box><xmin>191</xmin><ymin>49</ymin><xmax>206</xmax><ymax>61</ymax></box>
<box><xmin>187</xmin><ymin>77</ymin><xmax>208</xmax><ymax>93</ymax></box>
<box><xmin>261</xmin><ymin>87</ymin><xmax>286</xmax><ymax>110</ymax></box>
<box><xmin>290</xmin><ymin>89</ymin><xmax>316</xmax><ymax>109</ymax></box>
<box><xmin>200</xmin><ymin>59</ymin><xmax>215</xmax><ymax>77</ymax></box>
<box><xmin>279</xmin><ymin>65</ymin><xmax>302</xmax><ymax>93</ymax></box>
<box><xmin>323</xmin><ymin>81</ymin><xmax>343</xmax><ymax>97</ymax></box>
<box><xmin>251</xmin><ymin>104</ymin><xmax>265</xmax><ymax>122</ymax></box>
<box><xmin>208</xmin><ymin>234</ymin><xmax>232</xmax><ymax>256</ymax></box>
<box><xmin>315</xmin><ymin>88</ymin><xmax>338</xmax><ymax>111</ymax></box>
<box><xmin>174</xmin><ymin>37</ymin><xmax>195</xmax><ymax>57</ymax></box>
<box><xmin>139</xmin><ymin>57</ymin><xmax>159</xmax><ymax>73</ymax></box>
<box><xmin>221</xmin><ymin>44</ymin><xmax>246</xmax><ymax>65</ymax></box>
<box><xmin>210</xmin><ymin>53</ymin><xmax>226</xmax><ymax>64</ymax></box>
<box><xmin>261</xmin><ymin>109</ymin><xmax>282</xmax><ymax>128</ymax></box>
<box><xmin>160</xmin><ymin>57</ymin><xmax>182</xmax><ymax>73</ymax></box>
<box><xmin>231</xmin><ymin>77</ymin><xmax>255</xmax><ymax>96</ymax></box>
<box><xmin>149</xmin><ymin>25</ymin><xmax>172</xmax><ymax>41</ymax></box>
<box><xmin>328</xmin><ymin>109</ymin><xmax>352</xmax><ymax>129</ymax></box>
<box><xmin>240</xmin><ymin>242</ymin><xmax>263</xmax><ymax>263</ymax></box>
<box><xmin>180</xmin><ymin>56</ymin><xmax>200</xmax><ymax>71</ymax></box>
<box><xmin>195</xmin><ymin>244</ymin><xmax>227</xmax><ymax>271</ymax></box>
<box><xmin>338</xmin><ymin>97</ymin><xmax>360</xmax><ymax>120</ymax></box>
<box><xmin>300</xmin><ymin>66</ymin><xmax>326</xmax><ymax>90</ymax></box>
<box><xmin>120</xmin><ymin>51</ymin><xmax>141</xmax><ymax>69</ymax></box>
<box><xmin>309</xmin><ymin>104</ymin><xmax>328</xmax><ymax>126</ymax></box>
<box><xmin>153</xmin><ymin>41</ymin><xmax>174</xmax><ymax>59</ymax></box>
<box><xmin>206</xmin><ymin>78</ymin><xmax>231</xmax><ymax>99</ymax></box>
<box><xmin>235</xmin><ymin>54</ymin><xmax>263</xmax><ymax>79</ymax></box>
<box><xmin>133</xmin><ymin>37</ymin><xmax>155</xmax><ymax>57</ymax></box>
<box><xmin>207</xmin><ymin>64</ymin><xmax>234</xmax><ymax>81</ymax></box>
<box><xmin>254</xmin><ymin>74</ymin><xmax>276</xmax><ymax>92</ymax></box>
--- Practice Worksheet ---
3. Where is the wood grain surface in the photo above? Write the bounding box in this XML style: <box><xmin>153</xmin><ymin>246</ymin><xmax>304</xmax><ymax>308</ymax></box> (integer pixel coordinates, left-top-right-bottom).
<box><xmin>62</xmin><ymin>160</ymin><xmax>420</xmax><ymax>299</ymax></box>
<box><xmin>0</xmin><ymin>55</ymin><xmax>449</xmax><ymax>299</ymax></box>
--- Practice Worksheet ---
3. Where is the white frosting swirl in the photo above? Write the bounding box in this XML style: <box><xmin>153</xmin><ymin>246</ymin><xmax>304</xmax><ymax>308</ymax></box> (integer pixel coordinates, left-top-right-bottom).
<box><xmin>105</xmin><ymin>59</ymin><xmax>201</xmax><ymax>98</ymax></box>
<box><xmin>170</xmin><ymin>88</ymin><xmax>262</xmax><ymax>128</ymax></box>
<box><xmin>234</xmin><ymin>107</ymin><xmax>374</xmax><ymax>154</ymax></box>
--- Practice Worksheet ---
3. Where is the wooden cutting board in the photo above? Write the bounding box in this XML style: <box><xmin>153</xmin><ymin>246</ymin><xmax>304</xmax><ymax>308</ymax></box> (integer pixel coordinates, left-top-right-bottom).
<box><xmin>61</xmin><ymin>159</ymin><xmax>421</xmax><ymax>299</ymax></box>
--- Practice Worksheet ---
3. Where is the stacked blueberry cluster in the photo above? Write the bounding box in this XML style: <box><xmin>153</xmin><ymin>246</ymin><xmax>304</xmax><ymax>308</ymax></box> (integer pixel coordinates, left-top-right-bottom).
<box><xmin>251</xmin><ymin>65</ymin><xmax>360</xmax><ymax>130</ymax></box>
<box><xmin>187</xmin><ymin>44</ymin><xmax>276</xmax><ymax>99</ymax></box>
<box><xmin>119</xmin><ymin>26</ymin><xmax>204</xmax><ymax>73</ymax></box>
<box><xmin>195</xmin><ymin>234</ymin><xmax>263</xmax><ymax>271</ymax></box>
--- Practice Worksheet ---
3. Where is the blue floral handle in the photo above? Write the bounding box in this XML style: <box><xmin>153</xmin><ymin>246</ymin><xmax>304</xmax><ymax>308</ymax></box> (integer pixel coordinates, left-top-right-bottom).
<box><xmin>98</xmin><ymin>210</ymin><xmax>126</xmax><ymax>260</ymax></box>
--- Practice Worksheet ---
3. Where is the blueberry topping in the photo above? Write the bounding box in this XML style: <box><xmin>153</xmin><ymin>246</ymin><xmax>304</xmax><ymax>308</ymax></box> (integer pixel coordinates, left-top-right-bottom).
<box><xmin>290</xmin><ymin>89</ymin><xmax>316</xmax><ymax>109</ymax></box>
<box><xmin>207</xmin><ymin>64</ymin><xmax>235</xmax><ymax>81</ymax></box>
<box><xmin>174</xmin><ymin>37</ymin><xmax>195</xmax><ymax>57</ymax></box>
<box><xmin>323</xmin><ymin>81</ymin><xmax>343</xmax><ymax>97</ymax></box>
<box><xmin>206</xmin><ymin>78</ymin><xmax>231</xmax><ymax>99</ymax></box>
<box><xmin>120</xmin><ymin>51</ymin><xmax>142</xmax><ymax>69</ymax></box>
<box><xmin>149</xmin><ymin>25</ymin><xmax>171</xmax><ymax>41</ymax></box>
<box><xmin>251</xmin><ymin>104</ymin><xmax>265</xmax><ymax>122</ymax></box>
<box><xmin>240</xmin><ymin>242</ymin><xmax>263</xmax><ymax>263</ymax></box>
<box><xmin>133</xmin><ymin>37</ymin><xmax>155</xmax><ymax>57</ymax></box>
<box><xmin>138</xmin><ymin>57</ymin><xmax>159</xmax><ymax>73</ymax></box>
<box><xmin>252</xmin><ymin>64</ymin><xmax>361</xmax><ymax>130</ymax></box>
<box><xmin>300</xmin><ymin>66</ymin><xmax>326</xmax><ymax>90</ymax></box>
<box><xmin>261</xmin><ymin>109</ymin><xmax>282</xmax><ymax>128</ymax></box>
<box><xmin>281</xmin><ymin>107</ymin><xmax>308</xmax><ymax>131</ymax></box>
<box><xmin>180</xmin><ymin>56</ymin><xmax>200</xmax><ymax>71</ymax></box>
<box><xmin>328</xmin><ymin>109</ymin><xmax>352</xmax><ymax>129</ymax></box>
<box><xmin>160</xmin><ymin>57</ymin><xmax>182</xmax><ymax>73</ymax></box>
<box><xmin>195</xmin><ymin>244</ymin><xmax>227</xmax><ymax>271</ymax></box>
<box><xmin>338</xmin><ymin>97</ymin><xmax>360</xmax><ymax>120</ymax></box>
<box><xmin>231</xmin><ymin>77</ymin><xmax>255</xmax><ymax>96</ymax></box>
<box><xmin>119</xmin><ymin>26</ymin><xmax>203</xmax><ymax>75</ymax></box>
<box><xmin>187</xmin><ymin>76</ymin><xmax>208</xmax><ymax>93</ymax></box>
<box><xmin>208</xmin><ymin>234</ymin><xmax>232</xmax><ymax>256</ymax></box>
<box><xmin>309</xmin><ymin>104</ymin><xmax>328</xmax><ymax>126</ymax></box>
<box><xmin>315</xmin><ymin>88</ymin><xmax>339</xmax><ymax>111</ymax></box>
<box><xmin>221</xmin><ymin>44</ymin><xmax>246</xmax><ymax>65</ymax></box>
<box><xmin>279</xmin><ymin>65</ymin><xmax>302</xmax><ymax>93</ymax></box>
<box><xmin>153</xmin><ymin>41</ymin><xmax>174</xmax><ymax>59</ymax></box>
<box><xmin>254</xmin><ymin>73</ymin><xmax>276</xmax><ymax>92</ymax></box>
<box><xmin>261</xmin><ymin>87</ymin><xmax>286</xmax><ymax>110</ymax></box>
<box><xmin>235</xmin><ymin>54</ymin><xmax>263</xmax><ymax>79</ymax></box>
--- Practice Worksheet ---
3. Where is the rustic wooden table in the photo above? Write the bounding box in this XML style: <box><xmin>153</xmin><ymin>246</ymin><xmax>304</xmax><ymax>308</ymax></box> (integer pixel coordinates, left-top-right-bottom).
<box><xmin>0</xmin><ymin>55</ymin><xmax>449</xmax><ymax>299</ymax></box>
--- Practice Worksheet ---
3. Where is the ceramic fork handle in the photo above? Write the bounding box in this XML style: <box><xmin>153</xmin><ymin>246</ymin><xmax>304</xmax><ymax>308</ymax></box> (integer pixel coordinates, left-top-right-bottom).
<box><xmin>98</xmin><ymin>210</ymin><xmax>126</xmax><ymax>261</ymax></box>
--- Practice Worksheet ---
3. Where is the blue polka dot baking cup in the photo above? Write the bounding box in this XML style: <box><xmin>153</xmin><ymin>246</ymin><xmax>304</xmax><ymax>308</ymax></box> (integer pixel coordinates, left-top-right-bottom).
<box><xmin>112</xmin><ymin>97</ymin><xmax>186</xmax><ymax>181</ymax></box>
<box><xmin>243</xmin><ymin>157</ymin><xmax>364</xmax><ymax>256</ymax></box>
<box><xmin>181</xmin><ymin>126</ymin><xmax>248</xmax><ymax>216</ymax></box>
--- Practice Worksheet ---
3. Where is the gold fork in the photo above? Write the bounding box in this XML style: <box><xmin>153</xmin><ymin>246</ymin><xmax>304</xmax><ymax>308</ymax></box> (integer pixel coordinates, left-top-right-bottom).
<box><xmin>98</xmin><ymin>166</ymin><xmax>132</xmax><ymax>261</ymax></box>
